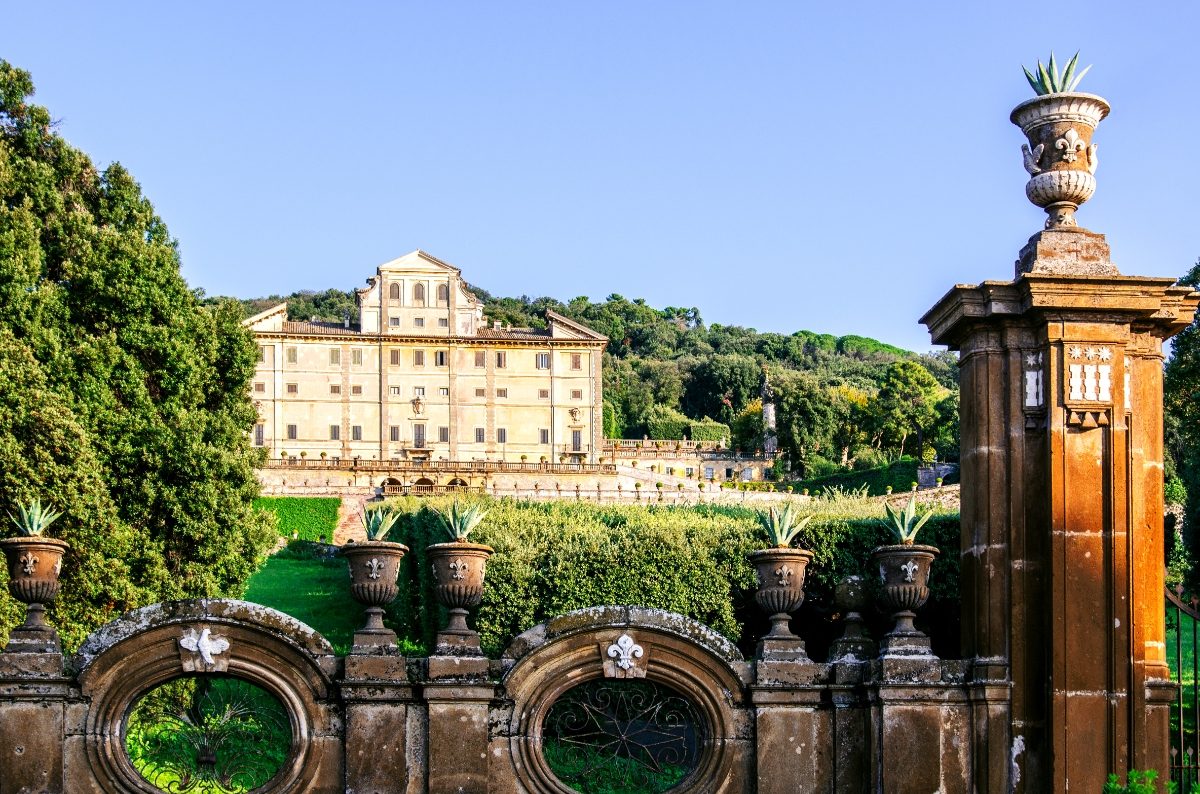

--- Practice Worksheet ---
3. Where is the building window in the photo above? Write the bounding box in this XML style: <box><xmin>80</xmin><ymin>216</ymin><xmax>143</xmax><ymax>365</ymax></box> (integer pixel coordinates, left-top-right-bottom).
<box><xmin>414</xmin><ymin>317</ymin><xmax>425</xmax><ymax>328</ymax></box>
<box><xmin>686</xmin><ymin>467</ymin><xmax>695</xmax><ymax>477</ymax></box>
<box><xmin>329</xmin><ymin>348</ymin><xmax>341</xmax><ymax>366</ymax></box>
<box><xmin>253</xmin><ymin>382</ymin><xmax>265</xmax><ymax>393</ymax></box>
<box><xmin>497</xmin><ymin>428</ymin><xmax>507</xmax><ymax>444</ymax></box>
<box><xmin>254</xmin><ymin>424</ymin><xmax>264</xmax><ymax>446</ymax></box>
<box><xmin>257</xmin><ymin>345</ymin><xmax>266</xmax><ymax>363</ymax></box>
<box><xmin>539</xmin><ymin>428</ymin><xmax>550</xmax><ymax>445</ymax></box>
<box><xmin>390</xmin><ymin>425</ymin><xmax>400</xmax><ymax>442</ymax></box>
<box><xmin>414</xmin><ymin>350</ymin><xmax>425</xmax><ymax>366</ymax></box>
<box><xmin>704</xmin><ymin>467</ymin><xmax>714</xmax><ymax>480</ymax></box>
<box><xmin>352</xmin><ymin>385</ymin><xmax>363</xmax><ymax>395</ymax></box>
<box><xmin>390</xmin><ymin>316</ymin><xmax>400</xmax><ymax>327</ymax></box>
<box><xmin>475</xmin><ymin>388</ymin><xmax>486</xmax><ymax>397</ymax></box>
<box><xmin>330</xmin><ymin>384</ymin><xmax>341</xmax><ymax>395</ymax></box>
<box><xmin>437</xmin><ymin>283</ymin><xmax>449</xmax><ymax>303</ymax></box>
<box><xmin>389</xmin><ymin>386</ymin><xmax>401</xmax><ymax>396</ymax></box>
<box><xmin>438</xmin><ymin>317</ymin><xmax>449</xmax><ymax>328</ymax></box>
<box><xmin>538</xmin><ymin>389</ymin><xmax>550</xmax><ymax>399</ymax></box>
<box><xmin>495</xmin><ymin>351</ymin><xmax>507</xmax><ymax>368</ymax></box>
<box><xmin>389</xmin><ymin>283</ymin><xmax>401</xmax><ymax>300</ymax></box>
<box><xmin>571</xmin><ymin>353</ymin><xmax>582</xmax><ymax>370</ymax></box>
<box><xmin>496</xmin><ymin>388</ymin><xmax>508</xmax><ymax>398</ymax></box>
<box><xmin>438</xmin><ymin>387</ymin><xmax>449</xmax><ymax>397</ymax></box>
<box><xmin>413</xmin><ymin>386</ymin><xmax>425</xmax><ymax>397</ymax></box>
<box><xmin>435</xmin><ymin>351</ymin><xmax>447</xmax><ymax>367</ymax></box>
<box><xmin>572</xmin><ymin>430</ymin><xmax>583</xmax><ymax>452</ymax></box>
<box><xmin>474</xmin><ymin>427</ymin><xmax>485</xmax><ymax>443</ymax></box>
<box><xmin>352</xmin><ymin>348</ymin><xmax>363</xmax><ymax>365</ymax></box>
<box><xmin>413</xmin><ymin>283</ymin><xmax>426</xmax><ymax>306</ymax></box>
<box><xmin>286</xmin><ymin>347</ymin><xmax>297</xmax><ymax>364</ymax></box>
<box><xmin>286</xmin><ymin>383</ymin><xmax>298</xmax><ymax>395</ymax></box>
<box><xmin>413</xmin><ymin>424</ymin><xmax>427</xmax><ymax>448</ymax></box>
<box><xmin>390</xmin><ymin>349</ymin><xmax>400</xmax><ymax>366</ymax></box>
<box><xmin>438</xmin><ymin>426</ymin><xmax>449</xmax><ymax>443</ymax></box>
<box><xmin>330</xmin><ymin>425</ymin><xmax>340</xmax><ymax>441</ymax></box>
<box><xmin>475</xmin><ymin>351</ymin><xmax>486</xmax><ymax>368</ymax></box>
<box><xmin>351</xmin><ymin>425</ymin><xmax>362</xmax><ymax>441</ymax></box>
<box><xmin>286</xmin><ymin>424</ymin><xmax>297</xmax><ymax>440</ymax></box>
<box><xmin>536</xmin><ymin>352</ymin><xmax>550</xmax><ymax>369</ymax></box>
<box><xmin>571</xmin><ymin>389</ymin><xmax>583</xmax><ymax>400</ymax></box>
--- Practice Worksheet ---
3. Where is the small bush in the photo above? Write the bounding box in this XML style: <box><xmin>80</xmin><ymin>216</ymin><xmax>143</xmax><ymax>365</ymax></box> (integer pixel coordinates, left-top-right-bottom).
<box><xmin>795</xmin><ymin>458</ymin><xmax>920</xmax><ymax>497</ymax></box>
<box><xmin>253</xmin><ymin>497</ymin><xmax>340</xmax><ymax>542</ymax></box>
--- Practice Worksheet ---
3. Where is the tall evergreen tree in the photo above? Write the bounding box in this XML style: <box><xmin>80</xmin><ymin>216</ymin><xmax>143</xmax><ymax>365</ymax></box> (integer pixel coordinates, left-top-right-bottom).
<box><xmin>0</xmin><ymin>61</ymin><xmax>274</xmax><ymax>649</ymax></box>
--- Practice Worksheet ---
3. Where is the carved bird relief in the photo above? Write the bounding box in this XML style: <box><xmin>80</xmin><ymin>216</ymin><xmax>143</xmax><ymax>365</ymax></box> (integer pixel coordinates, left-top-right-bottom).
<box><xmin>1021</xmin><ymin>143</ymin><xmax>1044</xmax><ymax>175</ymax></box>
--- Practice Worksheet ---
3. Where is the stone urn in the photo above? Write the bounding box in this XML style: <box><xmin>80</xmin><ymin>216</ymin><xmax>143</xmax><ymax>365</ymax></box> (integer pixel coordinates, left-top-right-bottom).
<box><xmin>830</xmin><ymin>574</ymin><xmax>875</xmax><ymax>661</ymax></box>
<box><xmin>340</xmin><ymin>540</ymin><xmax>409</xmax><ymax>642</ymax></box>
<box><xmin>872</xmin><ymin>544</ymin><xmax>939</xmax><ymax>645</ymax></box>
<box><xmin>1011</xmin><ymin>92</ymin><xmax>1109</xmax><ymax>230</ymax></box>
<box><xmin>748</xmin><ymin>547</ymin><xmax>814</xmax><ymax>640</ymax></box>
<box><xmin>0</xmin><ymin>536</ymin><xmax>69</xmax><ymax>638</ymax></box>
<box><xmin>427</xmin><ymin>541</ymin><xmax>493</xmax><ymax>653</ymax></box>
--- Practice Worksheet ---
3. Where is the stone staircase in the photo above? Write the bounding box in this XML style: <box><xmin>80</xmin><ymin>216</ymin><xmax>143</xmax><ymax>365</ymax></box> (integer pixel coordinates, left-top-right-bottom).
<box><xmin>333</xmin><ymin>496</ymin><xmax>368</xmax><ymax>545</ymax></box>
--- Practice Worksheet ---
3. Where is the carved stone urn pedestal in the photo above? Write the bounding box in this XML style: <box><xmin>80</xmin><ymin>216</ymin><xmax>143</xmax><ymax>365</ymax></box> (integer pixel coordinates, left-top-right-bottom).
<box><xmin>341</xmin><ymin>540</ymin><xmax>409</xmax><ymax>651</ymax></box>
<box><xmin>829</xmin><ymin>574</ymin><xmax>876</xmax><ymax>661</ymax></box>
<box><xmin>427</xmin><ymin>541</ymin><xmax>493</xmax><ymax>656</ymax></box>
<box><xmin>748</xmin><ymin>547</ymin><xmax>814</xmax><ymax>660</ymax></box>
<box><xmin>0</xmin><ymin>537</ymin><xmax>69</xmax><ymax>653</ymax></box>
<box><xmin>872</xmin><ymin>544</ymin><xmax>938</xmax><ymax>657</ymax></box>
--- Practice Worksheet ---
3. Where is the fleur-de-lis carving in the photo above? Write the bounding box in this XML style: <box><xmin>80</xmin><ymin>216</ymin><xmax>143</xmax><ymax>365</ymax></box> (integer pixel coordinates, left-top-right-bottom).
<box><xmin>606</xmin><ymin>633</ymin><xmax>644</xmax><ymax>671</ymax></box>
<box><xmin>775</xmin><ymin>564</ymin><xmax>793</xmax><ymax>586</ymax></box>
<box><xmin>19</xmin><ymin>553</ymin><xmax>38</xmax><ymax>576</ymax></box>
<box><xmin>448</xmin><ymin>559</ymin><xmax>469</xmax><ymax>581</ymax></box>
<box><xmin>365</xmin><ymin>557</ymin><xmax>383</xmax><ymax>580</ymax></box>
<box><xmin>1056</xmin><ymin>128</ymin><xmax>1085</xmax><ymax>162</ymax></box>
<box><xmin>53</xmin><ymin>557</ymin><xmax>62</xmax><ymax>576</ymax></box>
<box><xmin>901</xmin><ymin>560</ymin><xmax>919</xmax><ymax>583</ymax></box>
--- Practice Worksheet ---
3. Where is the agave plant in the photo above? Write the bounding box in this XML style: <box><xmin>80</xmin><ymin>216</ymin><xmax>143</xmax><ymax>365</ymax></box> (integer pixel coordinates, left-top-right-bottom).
<box><xmin>8</xmin><ymin>498</ymin><xmax>62</xmax><ymax>537</ymax></box>
<box><xmin>758</xmin><ymin>503</ymin><xmax>813</xmax><ymax>548</ymax></box>
<box><xmin>361</xmin><ymin>507</ymin><xmax>401</xmax><ymax>541</ymax></box>
<box><xmin>435</xmin><ymin>501</ymin><xmax>489</xmax><ymax>542</ymax></box>
<box><xmin>882</xmin><ymin>495</ymin><xmax>934</xmax><ymax>545</ymax></box>
<box><xmin>1023</xmin><ymin>51</ymin><xmax>1092</xmax><ymax>96</ymax></box>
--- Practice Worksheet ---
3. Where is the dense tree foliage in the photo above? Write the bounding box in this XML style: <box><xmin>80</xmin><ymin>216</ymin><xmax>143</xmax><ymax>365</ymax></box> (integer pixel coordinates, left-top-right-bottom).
<box><xmin>0</xmin><ymin>62</ymin><xmax>274</xmax><ymax>649</ymax></box>
<box><xmin>1165</xmin><ymin>260</ymin><xmax>1200</xmax><ymax>583</ymax></box>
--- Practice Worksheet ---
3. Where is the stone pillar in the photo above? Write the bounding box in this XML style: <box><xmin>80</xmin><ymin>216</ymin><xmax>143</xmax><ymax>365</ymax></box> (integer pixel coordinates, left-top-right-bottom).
<box><xmin>424</xmin><ymin>656</ymin><xmax>493</xmax><ymax>794</ymax></box>
<box><xmin>342</xmin><ymin>652</ymin><xmax>419</xmax><ymax>793</ymax></box>
<box><xmin>750</xmin><ymin>657</ymin><xmax>833</xmax><ymax>793</ymax></box>
<box><xmin>0</xmin><ymin>647</ymin><xmax>69</xmax><ymax>794</ymax></box>
<box><xmin>922</xmin><ymin>228</ymin><xmax>1199</xmax><ymax>791</ymax></box>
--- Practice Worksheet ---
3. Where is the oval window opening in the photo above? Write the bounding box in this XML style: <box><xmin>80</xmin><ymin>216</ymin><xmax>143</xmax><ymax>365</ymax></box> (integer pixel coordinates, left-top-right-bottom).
<box><xmin>124</xmin><ymin>674</ymin><xmax>291</xmax><ymax>793</ymax></box>
<box><xmin>542</xmin><ymin>679</ymin><xmax>705</xmax><ymax>793</ymax></box>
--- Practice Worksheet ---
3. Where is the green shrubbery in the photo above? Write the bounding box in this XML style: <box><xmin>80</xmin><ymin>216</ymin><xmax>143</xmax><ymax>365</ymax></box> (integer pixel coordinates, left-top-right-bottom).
<box><xmin>253</xmin><ymin>498</ymin><xmax>340</xmax><ymax>542</ymax></box>
<box><xmin>795</xmin><ymin>457</ymin><xmax>922</xmax><ymax>497</ymax></box>
<box><xmin>377</xmin><ymin>496</ymin><xmax>959</xmax><ymax>658</ymax></box>
<box><xmin>688</xmin><ymin>417</ymin><xmax>731</xmax><ymax>443</ymax></box>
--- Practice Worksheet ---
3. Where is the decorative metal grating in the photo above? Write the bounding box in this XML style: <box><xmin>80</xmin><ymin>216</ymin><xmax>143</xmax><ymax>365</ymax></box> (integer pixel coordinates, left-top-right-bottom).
<box><xmin>542</xmin><ymin>678</ymin><xmax>704</xmax><ymax>793</ymax></box>
<box><xmin>124</xmin><ymin>675</ymin><xmax>291</xmax><ymax>793</ymax></box>
<box><xmin>1169</xmin><ymin>585</ymin><xmax>1200</xmax><ymax>791</ymax></box>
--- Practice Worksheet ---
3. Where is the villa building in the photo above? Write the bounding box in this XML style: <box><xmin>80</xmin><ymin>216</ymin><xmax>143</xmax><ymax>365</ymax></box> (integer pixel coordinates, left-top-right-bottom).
<box><xmin>245</xmin><ymin>251</ymin><xmax>607</xmax><ymax>465</ymax></box>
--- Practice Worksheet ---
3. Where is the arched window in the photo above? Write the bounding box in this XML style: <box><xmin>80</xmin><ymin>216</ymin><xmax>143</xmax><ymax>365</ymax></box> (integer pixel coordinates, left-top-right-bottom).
<box><xmin>437</xmin><ymin>283</ymin><xmax>450</xmax><ymax>303</ymax></box>
<box><xmin>389</xmin><ymin>283</ymin><xmax>400</xmax><ymax>301</ymax></box>
<box><xmin>414</xmin><ymin>283</ymin><xmax>426</xmax><ymax>306</ymax></box>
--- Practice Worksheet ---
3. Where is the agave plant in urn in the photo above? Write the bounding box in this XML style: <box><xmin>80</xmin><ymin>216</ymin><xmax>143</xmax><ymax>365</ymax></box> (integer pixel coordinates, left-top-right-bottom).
<box><xmin>428</xmin><ymin>501</ymin><xmax>493</xmax><ymax>655</ymax></box>
<box><xmin>748</xmin><ymin>503</ymin><xmax>815</xmax><ymax>659</ymax></box>
<box><xmin>1</xmin><ymin>499</ymin><xmax>70</xmax><ymax>652</ymax></box>
<box><xmin>1011</xmin><ymin>52</ymin><xmax>1118</xmax><ymax>275</ymax></box>
<box><xmin>873</xmin><ymin>495</ymin><xmax>939</xmax><ymax>657</ymax></box>
<box><xmin>340</xmin><ymin>506</ymin><xmax>409</xmax><ymax>648</ymax></box>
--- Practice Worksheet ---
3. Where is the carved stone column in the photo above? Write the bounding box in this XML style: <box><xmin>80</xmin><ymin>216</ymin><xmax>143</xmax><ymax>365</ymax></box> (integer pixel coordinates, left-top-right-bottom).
<box><xmin>922</xmin><ymin>232</ymin><xmax>1199</xmax><ymax>791</ymax></box>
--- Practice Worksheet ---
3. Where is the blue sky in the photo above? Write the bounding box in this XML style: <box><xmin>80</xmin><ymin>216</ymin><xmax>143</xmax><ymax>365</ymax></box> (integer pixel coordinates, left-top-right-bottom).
<box><xmin>5</xmin><ymin>2</ymin><xmax>1198</xmax><ymax>351</ymax></box>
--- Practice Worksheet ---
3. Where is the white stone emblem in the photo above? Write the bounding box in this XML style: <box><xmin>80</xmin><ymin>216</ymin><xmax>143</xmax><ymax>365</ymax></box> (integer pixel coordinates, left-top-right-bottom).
<box><xmin>179</xmin><ymin>627</ymin><xmax>230</xmax><ymax>672</ymax></box>
<box><xmin>901</xmin><ymin>560</ymin><xmax>919</xmax><ymax>583</ymax></box>
<box><xmin>448</xmin><ymin>559</ymin><xmax>469</xmax><ymax>581</ymax></box>
<box><xmin>365</xmin><ymin>557</ymin><xmax>383</xmax><ymax>580</ymax></box>
<box><xmin>606</xmin><ymin>633</ymin><xmax>644</xmax><ymax>671</ymax></box>
<box><xmin>1056</xmin><ymin>128</ymin><xmax>1085</xmax><ymax>162</ymax></box>
<box><xmin>775</xmin><ymin>564</ymin><xmax>793</xmax><ymax>586</ymax></box>
<box><xmin>19</xmin><ymin>553</ymin><xmax>38</xmax><ymax>576</ymax></box>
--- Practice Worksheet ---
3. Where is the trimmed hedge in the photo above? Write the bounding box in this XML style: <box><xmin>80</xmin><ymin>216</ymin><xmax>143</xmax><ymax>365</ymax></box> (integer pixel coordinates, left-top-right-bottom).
<box><xmin>795</xmin><ymin>458</ymin><xmax>921</xmax><ymax>497</ymax></box>
<box><xmin>688</xmin><ymin>417</ymin><xmax>731</xmax><ymax>443</ymax></box>
<box><xmin>379</xmin><ymin>497</ymin><xmax>959</xmax><ymax>660</ymax></box>
<box><xmin>253</xmin><ymin>497</ymin><xmax>340</xmax><ymax>542</ymax></box>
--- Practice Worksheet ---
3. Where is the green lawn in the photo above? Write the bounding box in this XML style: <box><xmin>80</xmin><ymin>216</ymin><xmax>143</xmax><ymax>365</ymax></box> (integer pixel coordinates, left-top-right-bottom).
<box><xmin>242</xmin><ymin>548</ymin><xmax>359</xmax><ymax>655</ymax></box>
<box><xmin>253</xmin><ymin>497</ymin><xmax>341</xmax><ymax>542</ymax></box>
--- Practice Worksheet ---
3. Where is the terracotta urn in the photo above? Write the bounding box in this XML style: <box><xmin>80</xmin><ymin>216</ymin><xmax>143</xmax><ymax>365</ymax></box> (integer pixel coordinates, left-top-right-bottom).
<box><xmin>0</xmin><ymin>536</ymin><xmax>70</xmax><ymax>632</ymax></box>
<box><xmin>427</xmin><ymin>541</ymin><xmax>493</xmax><ymax>637</ymax></box>
<box><xmin>340</xmin><ymin>540</ymin><xmax>409</xmax><ymax>636</ymax></box>
<box><xmin>748</xmin><ymin>547</ymin><xmax>814</xmax><ymax>639</ymax></box>
<box><xmin>872</xmin><ymin>544</ymin><xmax>939</xmax><ymax>637</ymax></box>
<box><xmin>1010</xmin><ymin>92</ymin><xmax>1109</xmax><ymax>229</ymax></box>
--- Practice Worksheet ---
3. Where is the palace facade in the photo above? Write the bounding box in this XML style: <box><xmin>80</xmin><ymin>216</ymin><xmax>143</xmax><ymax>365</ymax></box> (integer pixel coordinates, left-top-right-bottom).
<box><xmin>246</xmin><ymin>251</ymin><xmax>606</xmax><ymax>464</ymax></box>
